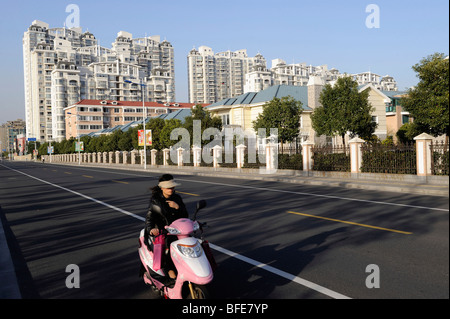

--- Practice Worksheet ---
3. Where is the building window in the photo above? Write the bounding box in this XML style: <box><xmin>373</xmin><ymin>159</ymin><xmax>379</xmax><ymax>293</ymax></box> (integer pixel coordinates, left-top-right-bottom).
<box><xmin>402</xmin><ymin>115</ymin><xmax>409</xmax><ymax>124</ymax></box>
<box><xmin>221</xmin><ymin>114</ymin><xmax>230</xmax><ymax>125</ymax></box>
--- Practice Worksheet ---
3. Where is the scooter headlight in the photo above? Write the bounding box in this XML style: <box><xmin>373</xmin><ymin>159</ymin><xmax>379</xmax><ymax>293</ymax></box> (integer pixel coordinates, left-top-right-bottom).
<box><xmin>177</xmin><ymin>242</ymin><xmax>203</xmax><ymax>258</ymax></box>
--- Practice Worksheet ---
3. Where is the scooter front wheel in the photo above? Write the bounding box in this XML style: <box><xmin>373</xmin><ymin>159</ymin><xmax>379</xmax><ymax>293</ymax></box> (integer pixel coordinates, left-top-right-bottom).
<box><xmin>186</xmin><ymin>284</ymin><xmax>210</xmax><ymax>299</ymax></box>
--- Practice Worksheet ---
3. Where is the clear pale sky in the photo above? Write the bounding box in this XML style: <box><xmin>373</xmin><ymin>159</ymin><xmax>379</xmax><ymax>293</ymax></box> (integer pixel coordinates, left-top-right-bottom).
<box><xmin>0</xmin><ymin>0</ymin><xmax>448</xmax><ymax>123</ymax></box>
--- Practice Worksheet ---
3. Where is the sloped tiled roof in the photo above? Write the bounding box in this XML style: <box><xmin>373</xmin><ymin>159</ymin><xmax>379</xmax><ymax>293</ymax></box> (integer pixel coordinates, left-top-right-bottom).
<box><xmin>207</xmin><ymin>85</ymin><xmax>311</xmax><ymax>110</ymax></box>
<box><xmin>70</xmin><ymin>99</ymin><xmax>208</xmax><ymax>109</ymax></box>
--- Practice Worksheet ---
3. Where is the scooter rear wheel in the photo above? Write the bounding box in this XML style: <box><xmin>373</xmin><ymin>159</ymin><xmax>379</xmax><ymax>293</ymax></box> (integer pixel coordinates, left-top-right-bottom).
<box><xmin>187</xmin><ymin>284</ymin><xmax>210</xmax><ymax>299</ymax></box>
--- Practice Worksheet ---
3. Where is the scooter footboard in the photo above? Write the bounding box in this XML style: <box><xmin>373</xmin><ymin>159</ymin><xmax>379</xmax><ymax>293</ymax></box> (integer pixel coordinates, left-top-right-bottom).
<box><xmin>139</xmin><ymin>235</ymin><xmax>166</xmax><ymax>277</ymax></box>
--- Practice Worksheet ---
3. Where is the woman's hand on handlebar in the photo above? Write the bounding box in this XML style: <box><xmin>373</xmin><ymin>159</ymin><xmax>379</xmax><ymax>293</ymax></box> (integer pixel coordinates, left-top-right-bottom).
<box><xmin>150</xmin><ymin>228</ymin><xmax>159</xmax><ymax>236</ymax></box>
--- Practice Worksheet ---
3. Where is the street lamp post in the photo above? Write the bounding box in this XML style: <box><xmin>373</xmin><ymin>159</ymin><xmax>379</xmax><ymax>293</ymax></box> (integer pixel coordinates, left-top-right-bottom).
<box><xmin>125</xmin><ymin>79</ymin><xmax>147</xmax><ymax>169</ymax></box>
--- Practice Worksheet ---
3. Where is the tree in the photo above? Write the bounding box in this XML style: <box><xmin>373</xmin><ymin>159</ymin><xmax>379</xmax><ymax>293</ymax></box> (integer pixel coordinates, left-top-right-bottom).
<box><xmin>252</xmin><ymin>96</ymin><xmax>303</xmax><ymax>147</ymax></box>
<box><xmin>401</xmin><ymin>53</ymin><xmax>449</xmax><ymax>142</ymax></box>
<box><xmin>38</xmin><ymin>142</ymin><xmax>49</xmax><ymax>157</ymax></box>
<box><xmin>311</xmin><ymin>76</ymin><xmax>376</xmax><ymax>146</ymax></box>
<box><xmin>159</xmin><ymin>119</ymin><xmax>183</xmax><ymax>149</ymax></box>
<box><xmin>183</xmin><ymin>104</ymin><xmax>222</xmax><ymax>147</ymax></box>
<box><xmin>145</xmin><ymin>118</ymin><xmax>166</xmax><ymax>150</ymax></box>
<box><xmin>117</xmin><ymin>130</ymin><xmax>133</xmax><ymax>151</ymax></box>
<box><xmin>396</xmin><ymin>122</ymin><xmax>422</xmax><ymax>144</ymax></box>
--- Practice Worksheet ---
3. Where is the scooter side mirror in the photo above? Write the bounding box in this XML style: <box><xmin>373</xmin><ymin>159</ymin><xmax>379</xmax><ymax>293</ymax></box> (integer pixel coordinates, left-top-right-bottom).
<box><xmin>197</xmin><ymin>200</ymin><xmax>207</xmax><ymax>211</ymax></box>
<box><xmin>193</xmin><ymin>200</ymin><xmax>207</xmax><ymax>221</ymax></box>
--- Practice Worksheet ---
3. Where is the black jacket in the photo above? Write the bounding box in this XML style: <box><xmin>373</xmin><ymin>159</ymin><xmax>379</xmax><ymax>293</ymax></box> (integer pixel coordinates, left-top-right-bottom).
<box><xmin>145</xmin><ymin>191</ymin><xmax>188</xmax><ymax>236</ymax></box>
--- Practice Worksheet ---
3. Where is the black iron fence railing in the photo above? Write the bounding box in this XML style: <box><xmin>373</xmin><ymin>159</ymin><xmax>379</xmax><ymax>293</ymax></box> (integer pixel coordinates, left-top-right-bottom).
<box><xmin>430</xmin><ymin>141</ymin><xmax>449</xmax><ymax>176</ymax></box>
<box><xmin>312</xmin><ymin>145</ymin><xmax>350</xmax><ymax>172</ymax></box>
<box><xmin>361</xmin><ymin>143</ymin><xmax>416</xmax><ymax>175</ymax></box>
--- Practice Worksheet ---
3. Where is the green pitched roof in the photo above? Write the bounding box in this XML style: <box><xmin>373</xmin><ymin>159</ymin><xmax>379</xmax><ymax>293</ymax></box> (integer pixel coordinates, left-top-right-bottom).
<box><xmin>207</xmin><ymin>85</ymin><xmax>311</xmax><ymax>110</ymax></box>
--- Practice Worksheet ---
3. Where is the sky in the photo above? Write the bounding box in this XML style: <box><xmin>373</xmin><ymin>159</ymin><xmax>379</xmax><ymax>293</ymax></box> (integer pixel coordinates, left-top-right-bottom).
<box><xmin>0</xmin><ymin>0</ymin><xmax>448</xmax><ymax>123</ymax></box>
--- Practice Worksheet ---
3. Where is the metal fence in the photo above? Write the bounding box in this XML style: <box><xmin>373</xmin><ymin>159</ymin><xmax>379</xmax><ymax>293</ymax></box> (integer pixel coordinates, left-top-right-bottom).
<box><xmin>85</xmin><ymin>139</ymin><xmax>447</xmax><ymax>176</ymax></box>
<box><xmin>361</xmin><ymin>143</ymin><xmax>416</xmax><ymax>174</ymax></box>
<box><xmin>430</xmin><ymin>141</ymin><xmax>449</xmax><ymax>176</ymax></box>
<box><xmin>312</xmin><ymin>145</ymin><xmax>350</xmax><ymax>172</ymax></box>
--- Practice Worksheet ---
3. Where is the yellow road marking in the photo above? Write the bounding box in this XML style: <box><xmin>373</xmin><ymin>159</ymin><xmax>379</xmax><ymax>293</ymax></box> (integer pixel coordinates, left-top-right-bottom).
<box><xmin>287</xmin><ymin>211</ymin><xmax>412</xmax><ymax>235</ymax></box>
<box><xmin>82</xmin><ymin>175</ymin><xmax>93</xmax><ymax>178</ymax></box>
<box><xmin>177</xmin><ymin>191</ymin><xmax>200</xmax><ymax>197</ymax></box>
<box><xmin>112</xmin><ymin>180</ymin><xmax>129</xmax><ymax>185</ymax></box>
<box><xmin>64</xmin><ymin>172</ymin><xmax>72</xmax><ymax>175</ymax></box>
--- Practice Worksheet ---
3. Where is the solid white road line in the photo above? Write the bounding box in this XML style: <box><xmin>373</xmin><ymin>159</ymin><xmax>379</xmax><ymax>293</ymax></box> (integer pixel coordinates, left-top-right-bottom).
<box><xmin>1</xmin><ymin>163</ymin><xmax>351</xmax><ymax>299</ymax></box>
<box><xmin>209</xmin><ymin>243</ymin><xmax>351</xmax><ymax>299</ymax></box>
<box><xmin>1</xmin><ymin>164</ymin><xmax>145</xmax><ymax>222</ymax></box>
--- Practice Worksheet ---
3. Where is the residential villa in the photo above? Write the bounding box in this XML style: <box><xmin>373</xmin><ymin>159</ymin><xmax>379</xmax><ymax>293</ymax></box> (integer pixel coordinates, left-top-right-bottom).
<box><xmin>207</xmin><ymin>77</ymin><xmax>409</xmax><ymax>147</ymax></box>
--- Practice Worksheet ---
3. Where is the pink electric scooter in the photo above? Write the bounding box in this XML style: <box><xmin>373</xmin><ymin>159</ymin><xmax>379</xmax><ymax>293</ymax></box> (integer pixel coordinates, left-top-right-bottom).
<box><xmin>138</xmin><ymin>200</ymin><xmax>215</xmax><ymax>299</ymax></box>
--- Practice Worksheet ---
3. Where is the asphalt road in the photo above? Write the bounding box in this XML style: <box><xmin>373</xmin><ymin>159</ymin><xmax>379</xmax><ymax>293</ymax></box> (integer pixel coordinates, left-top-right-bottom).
<box><xmin>0</xmin><ymin>161</ymin><xmax>448</xmax><ymax>299</ymax></box>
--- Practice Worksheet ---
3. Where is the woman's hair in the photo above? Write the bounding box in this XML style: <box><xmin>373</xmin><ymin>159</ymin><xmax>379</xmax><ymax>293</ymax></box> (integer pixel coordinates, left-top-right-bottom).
<box><xmin>151</xmin><ymin>174</ymin><xmax>174</xmax><ymax>195</ymax></box>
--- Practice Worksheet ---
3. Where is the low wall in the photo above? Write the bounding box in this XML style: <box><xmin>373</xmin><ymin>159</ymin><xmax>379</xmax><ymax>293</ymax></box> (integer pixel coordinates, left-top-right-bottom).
<box><xmin>13</xmin><ymin>154</ymin><xmax>33</xmax><ymax>161</ymax></box>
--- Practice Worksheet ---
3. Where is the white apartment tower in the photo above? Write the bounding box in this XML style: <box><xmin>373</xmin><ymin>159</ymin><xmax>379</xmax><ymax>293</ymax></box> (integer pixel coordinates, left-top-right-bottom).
<box><xmin>244</xmin><ymin>59</ymin><xmax>398</xmax><ymax>95</ymax></box>
<box><xmin>187</xmin><ymin>46</ymin><xmax>267</xmax><ymax>104</ymax></box>
<box><xmin>23</xmin><ymin>21</ymin><xmax>175</xmax><ymax>142</ymax></box>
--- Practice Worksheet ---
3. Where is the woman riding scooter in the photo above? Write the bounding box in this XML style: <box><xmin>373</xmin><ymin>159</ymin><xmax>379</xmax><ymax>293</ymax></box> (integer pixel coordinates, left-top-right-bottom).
<box><xmin>142</xmin><ymin>174</ymin><xmax>188</xmax><ymax>281</ymax></box>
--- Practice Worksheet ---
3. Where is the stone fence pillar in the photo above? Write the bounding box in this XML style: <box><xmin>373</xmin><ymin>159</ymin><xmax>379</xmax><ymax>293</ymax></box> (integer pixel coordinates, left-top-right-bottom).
<box><xmin>414</xmin><ymin>133</ymin><xmax>434</xmax><ymax>176</ymax></box>
<box><xmin>151</xmin><ymin>149</ymin><xmax>158</xmax><ymax>166</ymax></box>
<box><xmin>177</xmin><ymin>148</ymin><xmax>185</xmax><ymax>167</ymax></box>
<box><xmin>212</xmin><ymin>145</ymin><xmax>222</xmax><ymax>168</ymax></box>
<box><xmin>265</xmin><ymin>143</ymin><xmax>278</xmax><ymax>172</ymax></box>
<box><xmin>192</xmin><ymin>146</ymin><xmax>202</xmax><ymax>167</ymax></box>
<box><xmin>349</xmin><ymin>137</ymin><xmax>365</xmax><ymax>174</ymax></box>
<box><xmin>131</xmin><ymin>150</ymin><xmax>137</xmax><ymax>165</ymax></box>
<box><xmin>301</xmin><ymin>141</ymin><xmax>314</xmax><ymax>172</ymax></box>
<box><xmin>236</xmin><ymin>144</ymin><xmax>246</xmax><ymax>169</ymax></box>
<box><xmin>163</xmin><ymin>149</ymin><xmax>170</xmax><ymax>166</ymax></box>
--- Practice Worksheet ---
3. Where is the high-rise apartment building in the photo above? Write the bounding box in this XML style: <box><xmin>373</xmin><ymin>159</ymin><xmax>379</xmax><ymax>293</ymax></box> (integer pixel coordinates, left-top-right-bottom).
<box><xmin>187</xmin><ymin>46</ymin><xmax>267</xmax><ymax>104</ymax></box>
<box><xmin>245</xmin><ymin>59</ymin><xmax>398</xmax><ymax>95</ymax></box>
<box><xmin>0</xmin><ymin>119</ymin><xmax>26</xmax><ymax>154</ymax></box>
<box><xmin>23</xmin><ymin>21</ymin><xmax>175</xmax><ymax>142</ymax></box>
<box><xmin>188</xmin><ymin>47</ymin><xmax>398</xmax><ymax>105</ymax></box>
<box><xmin>351</xmin><ymin>71</ymin><xmax>398</xmax><ymax>91</ymax></box>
